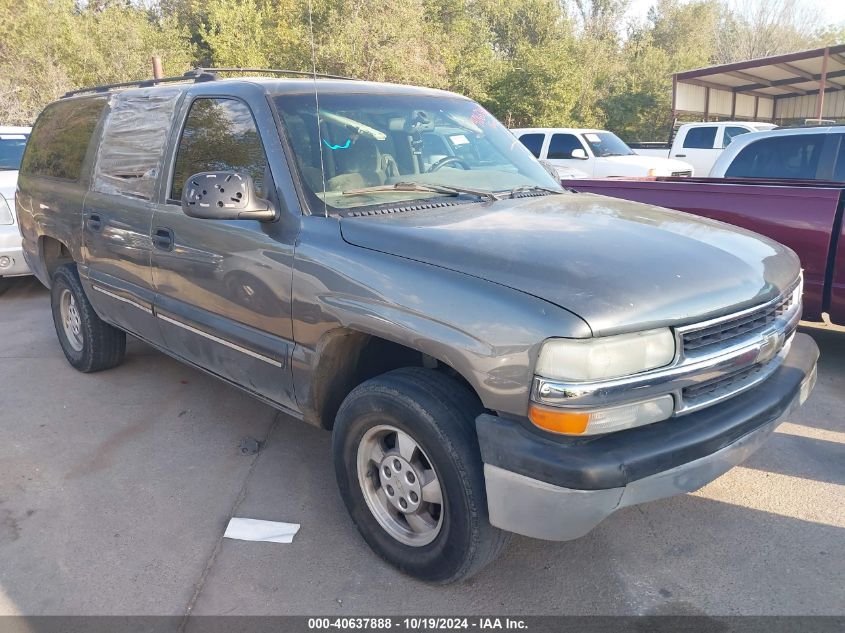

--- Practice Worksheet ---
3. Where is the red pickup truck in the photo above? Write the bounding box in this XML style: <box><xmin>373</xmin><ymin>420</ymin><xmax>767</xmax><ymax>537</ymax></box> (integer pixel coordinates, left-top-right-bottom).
<box><xmin>559</xmin><ymin>176</ymin><xmax>845</xmax><ymax>325</ymax></box>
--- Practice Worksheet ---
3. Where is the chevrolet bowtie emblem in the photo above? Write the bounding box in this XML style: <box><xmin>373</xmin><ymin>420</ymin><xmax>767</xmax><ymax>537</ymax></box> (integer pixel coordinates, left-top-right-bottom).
<box><xmin>757</xmin><ymin>332</ymin><xmax>784</xmax><ymax>363</ymax></box>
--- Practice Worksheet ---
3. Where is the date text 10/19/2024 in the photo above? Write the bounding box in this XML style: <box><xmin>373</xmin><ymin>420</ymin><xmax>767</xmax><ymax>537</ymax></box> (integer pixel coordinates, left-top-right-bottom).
<box><xmin>307</xmin><ymin>618</ymin><xmax>528</xmax><ymax>630</ymax></box>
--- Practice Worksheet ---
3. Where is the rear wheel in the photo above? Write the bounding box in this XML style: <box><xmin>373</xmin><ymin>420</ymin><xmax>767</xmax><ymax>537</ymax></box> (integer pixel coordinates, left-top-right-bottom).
<box><xmin>333</xmin><ymin>367</ymin><xmax>509</xmax><ymax>583</ymax></box>
<box><xmin>50</xmin><ymin>264</ymin><xmax>126</xmax><ymax>372</ymax></box>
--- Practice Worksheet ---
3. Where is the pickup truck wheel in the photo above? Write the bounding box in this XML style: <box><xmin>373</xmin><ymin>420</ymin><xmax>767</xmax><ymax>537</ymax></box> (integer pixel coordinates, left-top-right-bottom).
<box><xmin>333</xmin><ymin>367</ymin><xmax>509</xmax><ymax>583</ymax></box>
<box><xmin>50</xmin><ymin>264</ymin><xmax>126</xmax><ymax>373</ymax></box>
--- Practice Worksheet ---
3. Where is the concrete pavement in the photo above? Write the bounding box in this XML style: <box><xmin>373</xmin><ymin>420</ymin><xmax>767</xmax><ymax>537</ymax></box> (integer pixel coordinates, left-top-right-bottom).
<box><xmin>0</xmin><ymin>276</ymin><xmax>842</xmax><ymax>617</ymax></box>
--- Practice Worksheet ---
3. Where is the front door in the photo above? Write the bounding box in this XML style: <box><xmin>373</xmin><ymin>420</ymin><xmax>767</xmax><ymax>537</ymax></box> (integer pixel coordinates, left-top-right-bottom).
<box><xmin>545</xmin><ymin>132</ymin><xmax>593</xmax><ymax>175</ymax></box>
<box><xmin>151</xmin><ymin>95</ymin><xmax>297</xmax><ymax>409</ymax></box>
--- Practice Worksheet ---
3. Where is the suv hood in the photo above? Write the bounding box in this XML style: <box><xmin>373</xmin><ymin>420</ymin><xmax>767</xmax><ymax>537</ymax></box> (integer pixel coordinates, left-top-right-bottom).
<box><xmin>339</xmin><ymin>193</ymin><xmax>800</xmax><ymax>336</ymax></box>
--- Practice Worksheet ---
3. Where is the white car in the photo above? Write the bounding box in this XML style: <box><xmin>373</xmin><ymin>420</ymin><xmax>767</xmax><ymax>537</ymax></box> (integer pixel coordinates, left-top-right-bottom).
<box><xmin>631</xmin><ymin>121</ymin><xmax>777</xmax><ymax>177</ymax></box>
<box><xmin>708</xmin><ymin>125</ymin><xmax>845</xmax><ymax>179</ymax></box>
<box><xmin>0</xmin><ymin>126</ymin><xmax>32</xmax><ymax>279</ymax></box>
<box><xmin>513</xmin><ymin>127</ymin><xmax>694</xmax><ymax>178</ymax></box>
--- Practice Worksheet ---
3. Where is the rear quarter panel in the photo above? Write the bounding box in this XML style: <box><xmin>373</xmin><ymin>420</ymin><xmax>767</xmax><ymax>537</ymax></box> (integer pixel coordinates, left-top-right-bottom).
<box><xmin>559</xmin><ymin>178</ymin><xmax>843</xmax><ymax>322</ymax></box>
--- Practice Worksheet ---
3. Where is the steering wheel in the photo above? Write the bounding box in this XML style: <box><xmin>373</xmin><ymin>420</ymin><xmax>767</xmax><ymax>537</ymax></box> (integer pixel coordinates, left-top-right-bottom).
<box><xmin>427</xmin><ymin>156</ymin><xmax>471</xmax><ymax>172</ymax></box>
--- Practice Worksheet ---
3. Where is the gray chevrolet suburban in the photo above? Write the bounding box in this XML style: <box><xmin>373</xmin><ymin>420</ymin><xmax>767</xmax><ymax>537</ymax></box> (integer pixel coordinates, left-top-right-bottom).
<box><xmin>16</xmin><ymin>69</ymin><xmax>819</xmax><ymax>583</ymax></box>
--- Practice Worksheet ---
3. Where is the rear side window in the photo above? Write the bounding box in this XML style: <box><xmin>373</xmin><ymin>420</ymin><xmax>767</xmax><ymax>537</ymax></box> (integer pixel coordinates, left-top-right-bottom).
<box><xmin>726</xmin><ymin>134</ymin><xmax>825</xmax><ymax>180</ymax></box>
<box><xmin>547</xmin><ymin>133</ymin><xmax>585</xmax><ymax>159</ymax></box>
<box><xmin>21</xmin><ymin>98</ymin><xmax>106</xmax><ymax>181</ymax></box>
<box><xmin>518</xmin><ymin>133</ymin><xmax>545</xmax><ymax>158</ymax></box>
<box><xmin>683</xmin><ymin>126</ymin><xmax>717</xmax><ymax>149</ymax></box>
<box><xmin>93</xmin><ymin>88</ymin><xmax>182</xmax><ymax>200</ymax></box>
<box><xmin>170</xmin><ymin>98</ymin><xmax>268</xmax><ymax>201</ymax></box>
<box><xmin>722</xmin><ymin>126</ymin><xmax>750</xmax><ymax>148</ymax></box>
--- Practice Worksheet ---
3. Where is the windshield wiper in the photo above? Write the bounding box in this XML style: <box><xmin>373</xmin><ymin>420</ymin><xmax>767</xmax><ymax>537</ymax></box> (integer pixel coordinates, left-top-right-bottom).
<box><xmin>499</xmin><ymin>185</ymin><xmax>566</xmax><ymax>199</ymax></box>
<box><xmin>342</xmin><ymin>181</ymin><xmax>497</xmax><ymax>202</ymax></box>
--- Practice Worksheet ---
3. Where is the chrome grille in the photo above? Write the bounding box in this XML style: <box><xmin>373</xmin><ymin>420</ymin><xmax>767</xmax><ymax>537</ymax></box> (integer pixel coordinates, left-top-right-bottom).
<box><xmin>671</xmin><ymin>170</ymin><xmax>693</xmax><ymax>177</ymax></box>
<box><xmin>682</xmin><ymin>282</ymin><xmax>798</xmax><ymax>354</ymax></box>
<box><xmin>683</xmin><ymin>362</ymin><xmax>768</xmax><ymax>403</ymax></box>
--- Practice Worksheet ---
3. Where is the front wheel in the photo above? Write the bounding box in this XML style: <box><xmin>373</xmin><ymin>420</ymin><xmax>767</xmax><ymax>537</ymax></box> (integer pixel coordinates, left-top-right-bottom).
<box><xmin>333</xmin><ymin>367</ymin><xmax>508</xmax><ymax>583</ymax></box>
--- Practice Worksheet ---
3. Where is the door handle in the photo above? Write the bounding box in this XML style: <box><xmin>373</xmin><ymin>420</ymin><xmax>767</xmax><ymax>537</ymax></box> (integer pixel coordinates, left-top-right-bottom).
<box><xmin>87</xmin><ymin>213</ymin><xmax>102</xmax><ymax>232</ymax></box>
<box><xmin>152</xmin><ymin>227</ymin><xmax>174</xmax><ymax>251</ymax></box>
<box><xmin>674</xmin><ymin>154</ymin><xmax>686</xmax><ymax>158</ymax></box>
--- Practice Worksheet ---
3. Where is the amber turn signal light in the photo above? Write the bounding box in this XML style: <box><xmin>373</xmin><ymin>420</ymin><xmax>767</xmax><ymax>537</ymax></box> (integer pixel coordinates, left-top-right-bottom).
<box><xmin>528</xmin><ymin>404</ymin><xmax>590</xmax><ymax>435</ymax></box>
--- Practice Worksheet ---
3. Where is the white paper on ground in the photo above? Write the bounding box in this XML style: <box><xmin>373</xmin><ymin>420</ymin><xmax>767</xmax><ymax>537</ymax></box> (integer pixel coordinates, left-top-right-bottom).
<box><xmin>224</xmin><ymin>517</ymin><xmax>300</xmax><ymax>543</ymax></box>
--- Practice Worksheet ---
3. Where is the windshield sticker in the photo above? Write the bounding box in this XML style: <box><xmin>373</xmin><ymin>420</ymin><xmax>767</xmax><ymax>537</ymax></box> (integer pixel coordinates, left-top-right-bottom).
<box><xmin>0</xmin><ymin>135</ymin><xmax>27</xmax><ymax>140</ymax></box>
<box><xmin>585</xmin><ymin>133</ymin><xmax>601</xmax><ymax>143</ymax></box>
<box><xmin>449</xmin><ymin>134</ymin><xmax>470</xmax><ymax>146</ymax></box>
<box><xmin>469</xmin><ymin>106</ymin><xmax>490</xmax><ymax>128</ymax></box>
<box><xmin>323</xmin><ymin>138</ymin><xmax>351</xmax><ymax>150</ymax></box>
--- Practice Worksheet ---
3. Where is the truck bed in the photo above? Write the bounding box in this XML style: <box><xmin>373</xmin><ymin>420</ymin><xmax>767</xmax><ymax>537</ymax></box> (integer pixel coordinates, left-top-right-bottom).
<box><xmin>560</xmin><ymin>176</ymin><xmax>845</xmax><ymax>325</ymax></box>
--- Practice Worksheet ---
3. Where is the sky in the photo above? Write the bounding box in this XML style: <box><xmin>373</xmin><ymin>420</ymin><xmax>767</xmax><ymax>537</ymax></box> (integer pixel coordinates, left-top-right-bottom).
<box><xmin>625</xmin><ymin>0</ymin><xmax>845</xmax><ymax>27</ymax></box>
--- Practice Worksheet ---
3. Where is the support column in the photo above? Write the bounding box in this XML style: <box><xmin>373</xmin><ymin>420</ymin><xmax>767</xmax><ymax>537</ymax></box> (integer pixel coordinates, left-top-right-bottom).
<box><xmin>816</xmin><ymin>47</ymin><xmax>829</xmax><ymax>120</ymax></box>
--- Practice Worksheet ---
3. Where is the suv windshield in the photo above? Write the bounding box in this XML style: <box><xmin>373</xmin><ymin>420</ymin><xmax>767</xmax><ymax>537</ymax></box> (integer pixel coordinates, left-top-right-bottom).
<box><xmin>581</xmin><ymin>132</ymin><xmax>635</xmax><ymax>158</ymax></box>
<box><xmin>273</xmin><ymin>93</ymin><xmax>560</xmax><ymax>210</ymax></box>
<box><xmin>0</xmin><ymin>134</ymin><xmax>29</xmax><ymax>170</ymax></box>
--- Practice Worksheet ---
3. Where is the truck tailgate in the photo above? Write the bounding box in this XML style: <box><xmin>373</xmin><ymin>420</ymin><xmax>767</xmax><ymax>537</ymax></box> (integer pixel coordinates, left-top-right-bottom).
<box><xmin>561</xmin><ymin>177</ymin><xmax>845</xmax><ymax>322</ymax></box>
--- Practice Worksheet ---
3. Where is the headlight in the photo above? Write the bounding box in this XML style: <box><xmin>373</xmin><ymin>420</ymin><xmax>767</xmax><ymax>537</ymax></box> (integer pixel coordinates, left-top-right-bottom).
<box><xmin>535</xmin><ymin>328</ymin><xmax>676</xmax><ymax>382</ymax></box>
<box><xmin>0</xmin><ymin>196</ymin><xmax>13</xmax><ymax>225</ymax></box>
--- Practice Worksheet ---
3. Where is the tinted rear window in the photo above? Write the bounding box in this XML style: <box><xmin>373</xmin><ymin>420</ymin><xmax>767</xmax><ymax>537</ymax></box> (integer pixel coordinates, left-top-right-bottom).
<box><xmin>518</xmin><ymin>133</ymin><xmax>545</xmax><ymax>158</ymax></box>
<box><xmin>726</xmin><ymin>134</ymin><xmax>825</xmax><ymax>180</ymax></box>
<box><xmin>21</xmin><ymin>98</ymin><xmax>106</xmax><ymax>181</ymax></box>
<box><xmin>683</xmin><ymin>126</ymin><xmax>717</xmax><ymax>149</ymax></box>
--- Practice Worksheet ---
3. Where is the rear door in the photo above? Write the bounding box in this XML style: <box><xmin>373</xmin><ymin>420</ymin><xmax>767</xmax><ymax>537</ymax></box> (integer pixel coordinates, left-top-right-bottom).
<box><xmin>150</xmin><ymin>86</ymin><xmax>299</xmax><ymax>410</ymax></box>
<box><xmin>674</xmin><ymin>125</ymin><xmax>719</xmax><ymax>175</ymax></box>
<box><xmin>16</xmin><ymin>97</ymin><xmax>106</xmax><ymax>285</ymax></box>
<box><xmin>82</xmin><ymin>87</ymin><xmax>183</xmax><ymax>345</ymax></box>
<box><xmin>516</xmin><ymin>132</ymin><xmax>546</xmax><ymax>160</ymax></box>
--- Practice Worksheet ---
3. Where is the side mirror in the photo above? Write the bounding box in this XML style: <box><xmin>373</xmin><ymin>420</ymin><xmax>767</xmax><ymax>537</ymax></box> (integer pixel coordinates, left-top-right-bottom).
<box><xmin>570</xmin><ymin>148</ymin><xmax>588</xmax><ymax>160</ymax></box>
<box><xmin>181</xmin><ymin>172</ymin><xmax>275</xmax><ymax>221</ymax></box>
<box><xmin>539</xmin><ymin>160</ymin><xmax>561</xmax><ymax>182</ymax></box>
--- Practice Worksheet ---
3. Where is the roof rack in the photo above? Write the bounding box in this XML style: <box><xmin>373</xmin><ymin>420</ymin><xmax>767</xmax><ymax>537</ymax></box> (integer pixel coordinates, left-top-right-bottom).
<box><xmin>62</xmin><ymin>67</ymin><xmax>358</xmax><ymax>98</ymax></box>
<box><xmin>199</xmin><ymin>67</ymin><xmax>360</xmax><ymax>81</ymax></box>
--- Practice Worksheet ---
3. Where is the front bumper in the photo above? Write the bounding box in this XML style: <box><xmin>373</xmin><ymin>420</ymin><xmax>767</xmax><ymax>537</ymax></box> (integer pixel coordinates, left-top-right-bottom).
<box><xmin>476</xmin><ymin>332</ymin><xmax>819</xmax><ymax>541</ymax></box>
<box><xmin>0</xmin><ymin>226</ymin><xmax>31</xmax><ymax>276</ymax></box>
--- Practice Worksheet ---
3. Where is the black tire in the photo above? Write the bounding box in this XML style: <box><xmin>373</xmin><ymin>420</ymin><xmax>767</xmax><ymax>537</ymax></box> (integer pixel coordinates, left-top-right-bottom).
<box><xmin>333</xmin><ymin>367</ymin><xmax>509</xmax><ymax>583</ymax></box>
<box><xmin>50</xmin><ymin>264</ymin><xmax>126</xmax><ymax>373</ymax></box>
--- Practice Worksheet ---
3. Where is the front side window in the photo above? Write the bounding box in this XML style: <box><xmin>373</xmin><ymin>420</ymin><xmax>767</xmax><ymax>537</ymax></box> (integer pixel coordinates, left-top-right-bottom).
<box><xmin>171</xmin><ymin>98</ymin><xmax>269</xmax><ymax>201</ymax></box>
<box><xmin>93</xmin><ymin>88</ymin><xmax>181</xmax><ymax>200</ymax></box>
<box><xmin>0</xmin><ymin>133</ymin><xmax>29</xmax><ymax>170</ymax></box>
<box><xmin>547</xmin><ymin>134</ymin><xmax>585</xmax><ymax>159</ymax></box>
<box><xmin>274</xmin><ymin>93</ymin><xmax>560</xmax><ymax>211</ymax></box>
<box><xmin>725</xmin><ymin>134</ymin><xmax>825</xmax><ymax>180</ymax></box>
<box><xmin>21</xmin><ymin>97</ymin><xmax>106</xmax><ymax>181</ymax></box>
<box><xmin>518</xmin><ymin>133</ymin><xmax>545</xmax><ymax>158</ymax></box>
<box><xmin>580</xmin><ymin>132</ymin><xmax>634</xmax><ymax>157</ymax></box>
<box><xmin>683</xmin><ymin>126</ymin><xmax>717</xmax><ymax>149</ymax></box>
<box><xmin>722</xmin><ymin>126</ymin><xmax>750</xmax><ymax>148</ymax></box>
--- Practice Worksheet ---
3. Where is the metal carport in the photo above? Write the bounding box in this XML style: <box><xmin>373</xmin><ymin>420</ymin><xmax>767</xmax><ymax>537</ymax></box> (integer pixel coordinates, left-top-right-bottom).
<box><xmin>673</xmin><ymin>44</ymin><xmax>845</xmax><ymax>125</ymax></box>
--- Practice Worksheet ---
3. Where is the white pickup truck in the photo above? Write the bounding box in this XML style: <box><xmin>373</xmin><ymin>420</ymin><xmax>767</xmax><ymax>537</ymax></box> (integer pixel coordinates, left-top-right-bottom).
<box><xmin>513</xmin><ymin>127</ymin><xmax>694</xmax><ymax>178</ymax></box>
<box><xmin>630</xmin><ymin>121</ymin><xmax>776</xmax><ymax>177</ymax></box>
